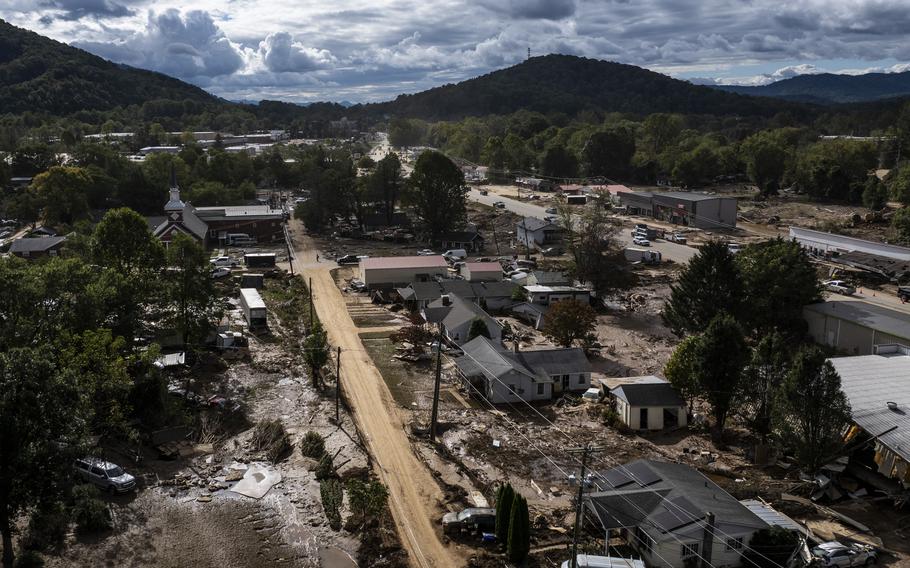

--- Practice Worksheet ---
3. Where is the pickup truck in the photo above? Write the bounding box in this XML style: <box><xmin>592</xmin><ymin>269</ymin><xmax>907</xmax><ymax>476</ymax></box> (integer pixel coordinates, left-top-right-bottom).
<box><xmin>442</xmin><ymin>508</ymin><xmax>496</xmax><ymax>535</ymax></box>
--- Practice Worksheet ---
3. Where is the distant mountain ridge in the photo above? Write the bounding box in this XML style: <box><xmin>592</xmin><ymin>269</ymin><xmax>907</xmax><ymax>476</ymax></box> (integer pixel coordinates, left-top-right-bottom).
<box><xmin>0</xmin><ymin>18</ymin><xmax>224</xmax><ymax>116</ymax></box>
<box><xmin>364</xmin><ymin>54</ymin><xmax>806</xmax><ymax>120</ymax></box>
<box><xmin>711</xmin><ymin>71</ymin><xmax>910</xmax><ymax>104</ymax></box>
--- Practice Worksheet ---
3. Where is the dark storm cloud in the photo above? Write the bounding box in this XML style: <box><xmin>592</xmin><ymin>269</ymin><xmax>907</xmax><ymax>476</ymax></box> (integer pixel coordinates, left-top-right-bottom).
<box><xmin>38</xmin><ymin>0</ymin><xmax>136</xmax><ymax>20</ymax></box>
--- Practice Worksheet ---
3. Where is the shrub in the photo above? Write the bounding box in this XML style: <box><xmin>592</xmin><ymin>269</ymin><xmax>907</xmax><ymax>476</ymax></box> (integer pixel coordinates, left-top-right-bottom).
<box><xmin>320</xmin><ymin>479</ymin><xmax>344</xmax><ymax>530</ymax></box>
<box><xmin>346</xmin><ymin>479</ymin><xmax>389</xmax><ymax>528</ymax></box>
<box><xmin>15</xmin><ymin>550</ymin><xmax>45</xmax><ymax>568</ymax></box>
<box><xmin>300</xmin><ymin>430</ymin><xmax>326</xmax><ymax>459</ymax></box>
<box><xmin>315</xmin><ymin>453</ymin><xmax>335</xmax><ymax>480</ymax></box>
<box><xmin>71</xmin><ymin>484</ymin><xmax>111</xmax><ymax>534</ymax></box>
<box><xmin>23</xmin><ymin>502</ymin><xmax>68</xmax><ymax>551</ymax></box>
<box><xmin>251</xmin><ymin>419</ymin><xmax>293</xmax><ymax>463</ymax></box>
<box><xmin>600</xmin><ymin>406</ymin><xmax>622</xmax><ymax>428</ymax></box>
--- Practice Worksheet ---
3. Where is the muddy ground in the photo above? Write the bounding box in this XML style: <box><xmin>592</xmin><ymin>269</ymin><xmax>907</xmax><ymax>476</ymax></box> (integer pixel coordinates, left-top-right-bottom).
<box><xmin>34</xmin><ymin>273</ymin><xmax>399</xmax><ymax>568</ymax></box>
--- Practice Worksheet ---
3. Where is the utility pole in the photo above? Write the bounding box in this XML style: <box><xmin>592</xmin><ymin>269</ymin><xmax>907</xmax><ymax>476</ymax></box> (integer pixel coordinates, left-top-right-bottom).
<box><xmin>335</xmin><ymin>346</ymin><xmax>342</xmax><ymax>423</ymax></box>
<box><xmin>308</xmin><ymin>277</ymin><xmax>314</xmax><ymax>327</ymax></box>
<box><xmin>568</xmin><ymin>445</ymin><xmax>604</xmax><ymax>568</ymax></box>
<box><xmin>521</xmin><ymin>218</ymin><xmax>531</xmax><ymax>260</ymax></box>
<box><xmin>429</xmin><ymin>325</ymin><xmax>443</xmax><ymax>442</ymax></box>
<box><xmin>285</xmin><ymin>226</ymin><xmax>294</xmax><ymax>275</ymax></box>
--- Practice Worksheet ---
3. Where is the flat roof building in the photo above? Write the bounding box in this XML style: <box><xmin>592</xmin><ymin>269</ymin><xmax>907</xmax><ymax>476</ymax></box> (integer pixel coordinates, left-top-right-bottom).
<box><xmin>619</xmin><ymin>191</ymin><xmax>737</xmax><ymax>230</ymax></box>
<box><xmin>790</xmin><ymin>226</ymin><xmax>910</xmax><ymax>262</ymax></box>
<box><xmin>804</xmin><ymin>300</ymin><xmax>910</xmax><ymax>355</ymax></box>
<box><xmin>360</xmin><ymin>255</ymin><xmax>449</xmax><ymax>289</ymax></box>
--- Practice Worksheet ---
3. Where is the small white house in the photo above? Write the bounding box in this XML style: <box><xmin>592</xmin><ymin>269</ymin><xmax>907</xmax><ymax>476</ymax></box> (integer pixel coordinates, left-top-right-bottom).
<box><xmin>610</xmin><ymin>376</ymin><xmax>687</xmax><ymax>430</ymax></box>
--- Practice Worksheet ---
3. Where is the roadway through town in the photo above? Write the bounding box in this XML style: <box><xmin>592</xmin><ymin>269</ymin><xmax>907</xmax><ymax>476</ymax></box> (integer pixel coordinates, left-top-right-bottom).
<box><xmin>285</xmin><ymin>218</ymin><xmax>460</xmax><ymax>568</ymax></box>
<box><xmin>466</xmin><ymin>187</ymin><xmax>698</xmax><ymax>264</ymax></box>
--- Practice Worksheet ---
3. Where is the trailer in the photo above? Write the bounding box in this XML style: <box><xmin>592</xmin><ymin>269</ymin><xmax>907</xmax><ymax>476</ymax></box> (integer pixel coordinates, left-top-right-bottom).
<box><xmin>239</xmin><ymin>288</ymin><xmax>267</xmax><ymax>327</ymax></box>
<box><xmin>624</xmin><ymin>247</ymin><xmax>662</xmax><ymax>265</ymax></box>
<box><xmin>240</xmin><ymin>273</ymin><xmax>264</xmax><ymax>289</ymax></box>
<box><xmin>244</xmin><ymin>253</ymin><xmax>276</xmax><ymax>269</ymax></box>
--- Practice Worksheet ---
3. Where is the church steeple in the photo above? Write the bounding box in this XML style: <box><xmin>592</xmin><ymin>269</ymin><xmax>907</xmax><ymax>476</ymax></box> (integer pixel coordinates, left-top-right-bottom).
<box><xmin>163</xmin><ymin>164</ymin><xmax>185</xmax><ymax>220</ymax></box>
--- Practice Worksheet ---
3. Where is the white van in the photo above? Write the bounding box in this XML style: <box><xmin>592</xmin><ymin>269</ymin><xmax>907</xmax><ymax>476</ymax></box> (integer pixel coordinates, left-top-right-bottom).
<box><xmin>442</xmin><ymin>249</ymin><xmax>467</xmax><ymax>261</ymax></box>
<box><xmin>560</xmin><ymin>555</ymin><xmax>645</xmax><ymax>568</ymax></box>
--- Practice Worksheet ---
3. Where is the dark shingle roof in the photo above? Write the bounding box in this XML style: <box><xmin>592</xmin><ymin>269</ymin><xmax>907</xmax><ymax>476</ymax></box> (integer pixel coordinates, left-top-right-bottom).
<box><xmin>612</xmin><ymin>383</ymin><xmax>685</xmax><ymax>407</ymax></box>
<box><xmin>457</xmin><ymin>336</ymin><xmax>589</xmax><ymax>381</ymax></box>
<box><xmin>520</xmin><ymin>217</ymin><xmax>557</xmax><ymax>232</ymax></box>
<box><xmin>10</xmin><ymin>236</ymin><xmax>66</xmax><ymax>253</ymax></box>
<box><xmin>398</xmin><ymin>280</ymin><xmax>515</xmax><ymax>302</ymax></box>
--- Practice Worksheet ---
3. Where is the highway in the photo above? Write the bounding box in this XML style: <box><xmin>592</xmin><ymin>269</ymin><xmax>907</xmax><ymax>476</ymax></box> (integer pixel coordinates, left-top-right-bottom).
<box><xmin>467</xmin><ymin>187</ymin><xmax>698</xmax><ymax>264</ymax></box>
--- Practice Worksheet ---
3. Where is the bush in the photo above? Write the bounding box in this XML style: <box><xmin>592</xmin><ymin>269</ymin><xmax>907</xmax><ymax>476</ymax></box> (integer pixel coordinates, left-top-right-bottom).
<box><xmin>23</xmin><ymin>502</ymin><xmax>68</xmax><ymax>551</ymax></box>
<box><xmin>315</xmin><ymin>453</ymin><xmax>335</xmax><ymax>480</ymax></box>
<box><xmin>600</xmin><ymin>406</ymin><xmax>622</xmax><ymax>428</ymax></box>
<box><xmin>71</xmin><ymin>484</ymin><xmax>111</xmax><ymax>534</ymax></box>
<box><xmin>320</xmin><ymin>478</ymin><xmax>344</xmax><ymax>530</ymax></box>
<box><xmin>15</xmin><ymin>550</ymin><xmax>45</xmax><ymax>568</ymax></box>
<box><xmin>300</xmin><ymin>430</ymin><xmax>326</xmax><ymax>459</ymax></box>
<box><xmin>251</xmin><ymin>419</ymin><xmax>293</xmax><ymax>463</ymax></box>
<box><xmin>346</xmin><ymin>479</ymin><xmax>389</xmax><ymax>528</ymax></box>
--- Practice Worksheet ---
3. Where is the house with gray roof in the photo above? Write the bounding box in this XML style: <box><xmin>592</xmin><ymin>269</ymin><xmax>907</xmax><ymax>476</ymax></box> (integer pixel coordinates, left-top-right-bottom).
<box><xmin>397</xmin><ymin>280</ymin><xmax>516</xmax><ymax>311</ymax></box>
<box><xmin>422</xmin><ymin>294</ymin><xmax>502</xmax><ymax>345</ymax></box>
<box><xmin>517</xmin><ymin>216</ymin><xmax>563</xmax><ymax>248</ymax></box>
<box><xmin>609</xmin><ymin>376</ymin><xmax>687</xmax><ymax>430</ymax></box>
<box><xmin>829</xmin><ymin>344</ymin><xmax>910</xmax><ymax>488</ymax></box>
<box><xmin>10</xmin><ymin>236</ymin><xmax>67</xmax><ymax>259</ymax></box>
<box><xmin>586</xmin><ymin>459</ymin><xmax>769</xmax><ymax>568</ymax></box>
<box><xmin>455</xmin><ymin>336</ymin><xmax>590</xmax><ymax>403</ymax></box>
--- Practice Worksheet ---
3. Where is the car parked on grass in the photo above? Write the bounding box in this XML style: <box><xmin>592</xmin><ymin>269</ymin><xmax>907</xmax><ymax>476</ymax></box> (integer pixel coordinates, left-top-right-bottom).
<box><xmin>73</xmin><ymin>457</ymin><xmax>136</xmax><ymax>494</ymax></box>
<box><xmin>824</xmin><ymin>280</ymin><xmax>856</xmax><ymax>296</ymax></box>
<box><xmin>811</xmin><ymin>541</ymin><xmax>876</xmax><ymax>567</ymax></box>
<box><xmin>442</xmin><ymin>507</ymin><xmax>496</xmax><ymax>535</ymax></box>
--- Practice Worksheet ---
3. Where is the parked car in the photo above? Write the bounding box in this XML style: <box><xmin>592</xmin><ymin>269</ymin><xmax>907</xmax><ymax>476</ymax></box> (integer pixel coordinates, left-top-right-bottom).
<box><xmin>493</xmin><ymin>201</ymin><xmax>506</xmax><ymax>209</ymax></box>
<box><xmin>899</xmin><ymin>286</ymin><xmax>910</xmax><ymax>303</ymax></box>
<box><xmin>443</xmin><ymin>249</ymin><xmax>468</xmax><ymax>261</ymax></box>
<box><xmin>73</xmin><ymin>457</ymin><xmax>137</xmax><ymax>494</ymax></box>
<box><xmin>336</xmin><ymin>254</ymin><xmax>361</xmax><ymax>265</ymax></box>
<box><xmin>811</xmin><ymin>541</ymin><xmax>876</xmax><ymax>567</ymax></box>
<box><xmin>349</xmin><ymin>278</ymin><xmax>367</xmax><ymax>292</ymax></box>
<box><xmin>209</xmin><ymin>256</ymin><xmax>237</xmax><ymax>267</ymax></box>
<box><xmin>669</xmin><ymin>233</ymin><xmax>687</xmax><ymax>244</ymax></box>
<box><xmin>824</xmin><ymin>280</ymin><xmax>856</xmax><ymax>296</ymax></box>
<box><xmin>211</xmin><ymin>267</ymin><xmax>232</xmax><ymax>279</ymax></box>
<box><xmin>416</xmin><ymin>249</ymin><xmax>436</xmax><ymax>256</ymax></box>
<box><xmin>632</xmin><ymin>237</ymin><xmax>650</xmax><ymax>247</ymax></box>
<box><xmin>545</xmin><ymin>207</ymin><xmax>558</xmax><ymax>214</ymax></box>
<box><xmin>442</xmin><ymin>507</ymin><xmax>496</xmax><ymax>535</ymax></box>
<box><xmin>479</xmin><ymin>189</ymin><xmax>489</xmax><ymax>196</ymax></box>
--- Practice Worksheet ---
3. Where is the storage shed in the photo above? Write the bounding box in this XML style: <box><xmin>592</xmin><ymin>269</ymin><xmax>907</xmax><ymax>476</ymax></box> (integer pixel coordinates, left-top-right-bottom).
<box><xmin>610</xmin><ymin>376</ymin><xmax>687</xmax><ymax>430</ymax></box>
<box><xmin>461</xmin><ymin>261</ymin><xmax>502</xmax><ymax>282</ymax></box>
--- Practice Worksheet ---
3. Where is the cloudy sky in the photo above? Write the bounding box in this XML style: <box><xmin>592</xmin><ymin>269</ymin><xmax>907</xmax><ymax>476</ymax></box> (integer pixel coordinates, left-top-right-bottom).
<box><xmin>3</xmin><ymin>0</ymin><xmax>910</xmax><ymax>103</ymax></box>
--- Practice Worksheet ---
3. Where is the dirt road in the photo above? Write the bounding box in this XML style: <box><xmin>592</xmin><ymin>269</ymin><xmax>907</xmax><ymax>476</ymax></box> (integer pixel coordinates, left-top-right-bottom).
<box><xmin>286</xmin><ymin>220</ymin><xmax>459</xmax><ymax>568</ymax></box>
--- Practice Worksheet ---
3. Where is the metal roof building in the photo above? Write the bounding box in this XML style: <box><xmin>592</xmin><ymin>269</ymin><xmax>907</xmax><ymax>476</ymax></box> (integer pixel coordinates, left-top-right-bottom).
<box><xmin>790</xmin><ymin>226</ymin><xmax>910</xmax><ymax>262</ymax></box>
<box><xmin>804</xmin><ymin>300</ymin><xmax>910</xmax><ymax>355</ymax></box>
<box><xmin>829</xmin><ymin>345</ymin><xmax>910</xmax><ymax>486</ymax></box>
<box><xmin>618</xmin><ymin>191</ymin><xmax>737</xmax><ymax>229</ymax></box>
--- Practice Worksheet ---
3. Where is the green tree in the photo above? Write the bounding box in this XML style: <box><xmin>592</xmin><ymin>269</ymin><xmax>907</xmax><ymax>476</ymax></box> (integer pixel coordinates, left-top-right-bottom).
<box><xmin>503</xmin><ymin>133</ymin><xmax>534</xmax><ymax>171</ymax></box>
<box><xmin>92</xmin><ymin>208</ymin><xmax>165</xmax><ymax>273</ymax></box>
<box><xmin>581</xmin><ymin>127</ymin><xmax>636</xmax><ymax>179</ymax></box>
<box><xmin>407</xmin><ymin>150</ymin><xmax>467</xmax><ymax>240</ymax></box>
<box><xmin>892</xmin><ymin>207</ymin><xmax>910</xmax><ymax>244</ymax></box>
<box><xmin>890</xmin><ymin>167</ymin><xmax>910</xmax><ymax>205</ymax></box>
<box><xmin>862</xmin><ymin>177</ymin><xmax>889</xmax><ymax>210</ymax></box>
<box><xmin>775</xmin><ymin>346</ymin><xmax>851</xmax><ymax>473</ymax></box>
<box><xmin>467</xmin><ymin>318</ymin><xmax>491</xmax><ymax>341</ymax></box>
<box><xmin>672</xmin><ymin>144</ymin><xmax>719</xmax><ymax>187</ymax></box>
<box><xmin>560</xmin><ymin>205</ymin><xmax>624</xmax><ymax>297</ymax></box>
<box><xmin>741</xmin><ymin>130</ymin><xmax>789</xmax><ymax>196</ymax></box>
<box><xmin>506</xmin><ymin>494</ymin><xmax>530</xmax><ymax>564</ymax></box>
<box><xmin>165</xmin><ymin>233</ymin><xmax>217</xmax><ymax>349</ymax></box>
<box><xmin>663</xmin><ymin>241</ymin><xmax>744</xmax><ymax>337</ymax></box>
<box><xmin>481</xmin><ymin>136</ymin><xmax>506</xmax><ymax>169</ymax></box>
<box><xmin>641</xmin><ymin>113</ymin><xmax>683</xmax><ymax>157</ymax></box>
<box><xmin>736</xmin><ymin>238</ymin><xmax>820</xmax><ymax>337</ymax></box>
<box><xmin>495</xmin><ymin>483</ymin><xmax>515</xmax><ymax>543</ymax></box>
<box><xmin>744</xmin><ymin>332</ymin><xmax>790</xmax><ymax>442</ymax></box>
<box><xmin>540</xmin><ymin>145</ymin><xmax>578</xmax><ymax>178</ymax></box>
<box><xmin>6</xmin><ymin>190</ymin><xmax>42</xmax><ymax>229</ymax></box>
<box><xmin>304</xmin><ymin>320</ymin><xmax>330</xmax><ymax>389</ymax></box>
<box><xmin>693</xmin><ymin>315</ymin><xmax>749</xmax><ymax>441</ymax></box>
<box><xmin>0</xmin><ymin>348</ymin><xmax>83</xmax><ymax>568</ymax></box>
<box><xmin>369</xmin><ymin>153</ymin><xmax>403</xmax><ymax>225</ymax></box>
<box><xmin>742</xmin><ymin>526</ymin><xmax>800</xmax><ymax>568</ymax></box>
<box><xmin>663</xmin><ymin>336</ymin><xmax>700</xmax><ymax>416</ymax></box>
<box><xmin>542</xmin><ymin>299</ymin><xmax>597</xmax><ymax>347</ymax></box>
<box><xmin>30</xmin><ymin>166</ymin><xmax>92</xmax><ymax>226</ymax></box>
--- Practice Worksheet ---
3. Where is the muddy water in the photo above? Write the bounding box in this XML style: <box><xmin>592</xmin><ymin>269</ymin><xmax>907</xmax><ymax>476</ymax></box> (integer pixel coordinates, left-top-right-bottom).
<box><xmin>319</xmin><ymin>547</ymin><xmax>358</xmax><ymax>567</ymax></box>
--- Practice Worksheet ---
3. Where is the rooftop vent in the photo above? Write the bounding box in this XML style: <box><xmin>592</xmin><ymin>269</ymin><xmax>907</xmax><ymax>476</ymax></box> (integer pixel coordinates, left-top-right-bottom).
<box><xmin>888</xmin><ymin>401</ymin><xmax>899</xmax><ymax>411</ymax></box>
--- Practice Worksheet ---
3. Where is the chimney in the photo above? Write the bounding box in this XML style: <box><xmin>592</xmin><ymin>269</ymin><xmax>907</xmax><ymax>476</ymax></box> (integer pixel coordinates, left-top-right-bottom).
<box><xmin>441</xmin><ymin>294</ymin><xmax>451</xmax><ymax>307</ymax></box>
<box><xmin>513</xmin><ymin>340</ymin><xmax>520</xmax><ymax>353</ymax></box>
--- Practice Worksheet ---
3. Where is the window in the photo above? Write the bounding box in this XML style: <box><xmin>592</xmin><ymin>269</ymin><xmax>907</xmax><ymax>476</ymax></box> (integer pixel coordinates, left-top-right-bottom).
<box><xmin>681</xmin><ymin>542</ymin><xmax>699</xmax><ymax>559</ymax></box>
<box><xmin>537</xmin><ymin>384</ymin><xmax>544</xmax><ymax>395</ymax></box>
<box><xmin>726</xmin><ymin>537</ymin><xmax>743</xmax><ymax>552</ymax></box>
<box><xmin>577</xmin><ymin>374</ymin><xmax>585</xmax><ymax>385</ymax></box>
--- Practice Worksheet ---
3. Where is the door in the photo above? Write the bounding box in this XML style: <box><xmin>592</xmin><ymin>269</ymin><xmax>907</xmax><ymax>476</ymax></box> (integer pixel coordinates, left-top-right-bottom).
<box><xmin>639</xmin><ymin>408</ymin><xmax>648</xmax><ymax>429</ymax></box>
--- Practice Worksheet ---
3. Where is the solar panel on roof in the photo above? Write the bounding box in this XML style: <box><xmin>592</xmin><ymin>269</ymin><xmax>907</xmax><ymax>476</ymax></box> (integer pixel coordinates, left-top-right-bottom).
<box><xmin>650</xmin><ymin>496</ymin><xmax>703</xmax><ymax>532</ymax></box>
<box><xmin>600</xmin><ymin>468</ymin><xmax>633</xmax><ymax>489</ymax></box>
<box><xmin>624</xmin><ymin>461</ymin><xmax>662</xmax><ymax>487</ymax></box>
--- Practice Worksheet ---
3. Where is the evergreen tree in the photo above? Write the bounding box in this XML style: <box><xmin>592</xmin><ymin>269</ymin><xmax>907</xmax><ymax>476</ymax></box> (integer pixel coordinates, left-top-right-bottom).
<box><xmin>744</xmin><ymin>332</ymin><xmax>791</xmax><ymax>442</ymax></box>
<box><xmin>507</xmin><ymin>494</ymin><xmax>530</xmax><ymax>564</ymax></box>
<box><xmin>468</xmin><ymin>318</ymin><xmax>491</xmax><ymax>341</ymax></box>
<box><xmin>663</xmin><ymin>241</ymin><xmax>745</xmax><ymax>336</ymax></box>
<box><xmin>663</xmin><ymin>335</ymin><xmax>700</xmax><ymax>416</ymax></box>
<box><xmin>495</xmin><ymin>483</ymin><xmax>515</xmax><ymax>543</ymax></box>
<box><xmin>862</xmin><ymin>176</ymin><xmax>889</xmax><ymax>210</ymax></box>
<box><xmin>693</xmin><ymin>315</ymin><xmax>749</xmax><ymax>441</ymax></box>
<box><xmin>304</xmin><ymin>321</ymin><xmax>330</xmax><ymax>388</ymax></box>
<box><xmin>407</xmin><ymin>150</ymin><xmax>467</xmax><ymax>240</ymax></box>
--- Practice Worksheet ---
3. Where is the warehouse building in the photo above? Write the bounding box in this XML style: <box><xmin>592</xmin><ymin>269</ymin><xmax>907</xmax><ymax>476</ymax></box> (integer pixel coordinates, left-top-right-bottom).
<box><xmin>790</xmin><ymin>227</ymin><xmax>910</xmax><ymax>261</ymax></box>
<box><xmin>619</xmin><ymin>191</ymin><xmax>737</xmax><ymax>229</ymax></box>
<box><xmin>804</xmin><ymin>300</ymin><xmax>910</xmax><ymax>355</ymax></box>
<box><xmin>359</xmin><ymin>255</ymin><xmax>449</xmax><ymax>289</ymax></box>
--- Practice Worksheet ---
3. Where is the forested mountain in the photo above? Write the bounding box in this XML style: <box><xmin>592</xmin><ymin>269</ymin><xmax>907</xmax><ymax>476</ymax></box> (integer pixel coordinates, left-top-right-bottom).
<box><xmin>365</xmin><ymin>54</ymin><xmax>807</xmax><ymax>120</ymax></box>
<box><xmin>714</xmin><ymin>71</ymin><xmax>910</xmax><ymax>104</ymax></box>
<box><xmin>0</xmin><ymin>19</ymin><xmax>224</xmax><ymax>115</ymax></box>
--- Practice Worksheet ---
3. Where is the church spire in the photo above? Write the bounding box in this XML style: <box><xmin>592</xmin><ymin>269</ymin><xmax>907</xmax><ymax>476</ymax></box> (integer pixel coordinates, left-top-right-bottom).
<box><xmin>164</xmin><ymin>164</ymin><xmax>185</xmax><ymax>214</ymax></box>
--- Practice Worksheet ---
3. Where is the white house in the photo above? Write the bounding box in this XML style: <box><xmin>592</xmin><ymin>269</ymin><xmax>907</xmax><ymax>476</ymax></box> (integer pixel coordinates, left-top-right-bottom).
<box><xmin>609</xmin><ymin>376</ymin><xmax>687</xmax><ymax>430</ymax></box>
<box><xmin>587</xmin><ymin>460</ymin><xmax>771</xmax><ymax>568</ymax></box>
<box><xmin>360</xmin><ymin>255</ymin><xmax>449</xmax><ymax>289</ymax></box>
<box><xmin>516</xmin><ymin>217</ymin><xmax>563</xmax><ymax>248</ymax></box>
<box><xmin>461</xmin><ymin>261</ymin><xmax>503</xmax><ymax>282</ymax></box>
<box><xmin>455</xmin><ymin>336</ymin><xmax>591</xmax><ymax>404</ymax></box>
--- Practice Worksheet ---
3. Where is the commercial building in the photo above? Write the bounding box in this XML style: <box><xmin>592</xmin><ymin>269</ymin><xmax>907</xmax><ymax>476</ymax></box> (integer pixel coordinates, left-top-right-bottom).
<box><xmin>619</xmin><ymin>191</ymin><xmax>737</xmax><ymax>229</ymax></box>
<box><xmin>360</xmin><ymin>255</ymin><xmax>449</xmax><ymax>289</ymax></box>
<box><xmin>830</xmin><ymin>344</ymin><xmax>910</xmax><ymax>488</ymax></box>
<box><xmin>789</xmin><ymin>227</ymin><xmax>910</xmax><ymax>261</ymax></box>
<box><xmin>804</xmin><ymin>300</ymin><xmax>910</xmax><ymax>355</ymax></box>
<box><xmin>586</xmin><ymin>460</ymin><xmax>770</xmax><ymax>568</ymax></box>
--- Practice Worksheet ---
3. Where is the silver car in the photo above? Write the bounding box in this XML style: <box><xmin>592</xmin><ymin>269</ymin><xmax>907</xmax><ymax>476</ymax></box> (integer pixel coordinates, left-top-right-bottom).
<box><xmin>824</xmin><ymin>280</ymin><xmax>856</xmax><ymax>296</ymax></box>
<box><xmin>74</xmin><ymin>457</ymin><xmax>137</xmax><ymax>494</ymax></box>
<box><xmin>811</xmin><ymin>541</ymin><xmax>876</xmax><ymax>567</ymax></box>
